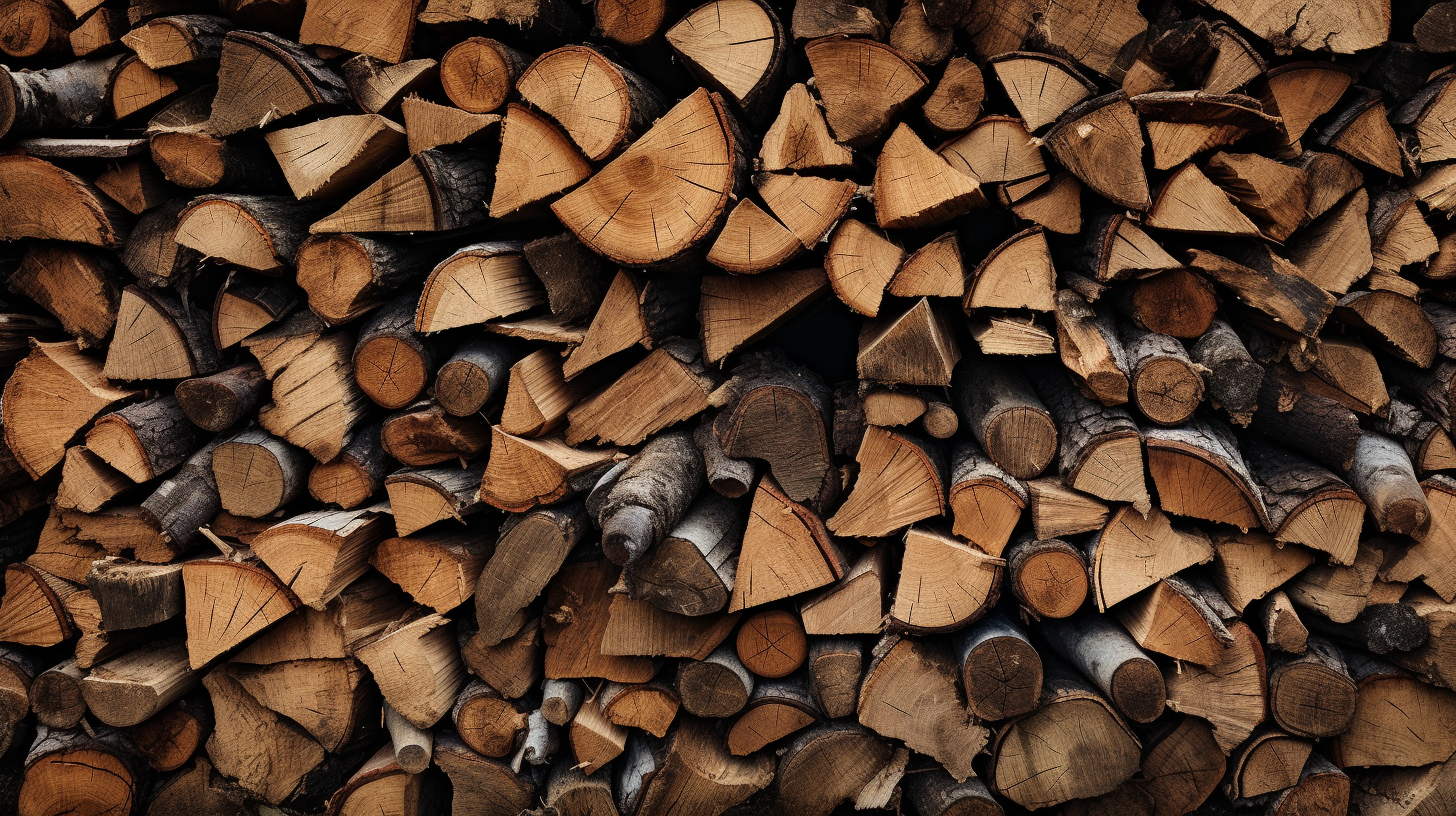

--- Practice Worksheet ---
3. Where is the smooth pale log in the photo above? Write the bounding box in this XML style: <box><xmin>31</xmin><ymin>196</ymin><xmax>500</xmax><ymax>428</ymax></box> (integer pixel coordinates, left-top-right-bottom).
<box><xmin>1041</xmin><ymin>613</ymin><xmax>1165</xmax><ymax>724</ymax></box>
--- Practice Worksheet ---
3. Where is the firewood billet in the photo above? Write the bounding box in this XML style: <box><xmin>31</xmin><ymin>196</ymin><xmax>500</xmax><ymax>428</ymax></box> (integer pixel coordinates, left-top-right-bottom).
<box><xmin>1268</xmin><ymin>636</ymin><xmax>1357</xmax><ymax>739</ymax></box>
<box><xmin>181</xmin><ymin>550</ymin><xmax>301</xmax><ymax>668</ymax></box>
<box><xmin>890</xmin><ymin>525</ymin><xmax>1001</xmax><ymax>632</ymax></box>
<box><xmin>1042</xmin><ymin>613</ymin><xmax>1165</xmax><ymax>724</ymax></box>
<box><xmin>715</xmin><ymin>349</ymin><xmax>834</xmax><ymax>506</ymax></box>
<box><xmin>1085</xmin><ymin>505</ymin><xmax>1214</xmax><ymax>611</ymax></box>
<box><xmin>1035</xmin><ymin>368</ymin><xmax>1150</xmax><ymax>511</ymax></box>
<box><xmin>542</xmin><ymin>559</ymin><xmax>655</xmax><ymax>683</ymax></box>
<box><xmin>1009</xmin><ymin>534</ymin><xmax>1092</xmax><ymax>617</ymax></box>
<box><xmin>952</xmin><ymin>352</ymin><xmax>1056</xmax><ymax>479</ymax></box>
<box><xmin>858</xmin><ymin>635</ymin><xmax>986</xmax><ymax>781</ymax></box>
<box><xmin>678</xmin><ymin>644</ymin><xmax>755</xmax><ymax>718</ymax></box>
<box><xmin>989</xmin><ymin>660</ymin><xmax>1141</xmax><ymax>810</ymax></box>
<box><xmin>773</xmin><ymin>722</ymin><xmax>896</xmax><ymax>816</ymax></box>
<box><xmin>589</xmin><ymin>431</ymin><xmax>703</xmax><ymax>567</ymax></box>
<box><xmin>827</xmin><ymin>426</ymin><xmax>946</xmax><ymax>537</ymax></box>
<box><xmin>474</xmin><ymin>502</ymin><xmax>586</xmax><ymax>646</ymax></box>
<box><xmin>623</xmin><ymin>491</ymin><xmax>741</xmax><ymax>616</ymax></box>
<box><xmin>20</xmin><ymin>724</ymin><xmax>149</xmax><ymax>816</ymax></box>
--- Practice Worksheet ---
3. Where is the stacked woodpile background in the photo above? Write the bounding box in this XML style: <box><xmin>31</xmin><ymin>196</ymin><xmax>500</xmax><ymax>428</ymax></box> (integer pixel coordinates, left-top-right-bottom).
<box><xmin>2</xmin><ymin>0</ymin><xmax>1456</xmax><ymax>813</ymax></box>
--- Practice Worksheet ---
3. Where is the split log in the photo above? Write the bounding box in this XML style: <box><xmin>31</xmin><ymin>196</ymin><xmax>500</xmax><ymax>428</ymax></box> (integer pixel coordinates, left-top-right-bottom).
<box><xmin>1267</xmin><ymin>637</ymin><xmax>1357</xmax><ymax>738</ymax></box>
<box><xmin>474</xmin><ymin>503</ymin><xmax>587</xmax><ymax>646</ymax></box>
<box><xmin>714</xmin><ymin>349</ymin><xmax>834</xmax><ymax>507</ymax></box>
<box><xmin>946</xmin><ymin>440</ymin><xmax>1026</xmax><ymax>555</ymax></box>
<box><xmin>80</xmin><ymin>637</ymin><xmax>196</xmax><ymax>727</ymax></box>
<box><xmin>552</xmin><ymin>88</ymin><xmax>744</xmax><ymax>268</ymax></box>
<box><xmin>1084</xmin><ymin>505</ymin><xmax>1214</xmax><ymax>611</ymax></box>
<box><xmin>1035</xmin><ymin>368</ymin><xmax>1150</xmax><ymax>510</ymax></box>
<box><xmin>355</xmin><ymin>611</ymin><xmax>464</xmax><ymax>728</ymax></box>
<box><xmin>889</xmin><ymin>525</ymin><xmax>1001</xmax><ymax>632</ymax></box>
<box><xmin>989</xmin><ymin>660</ymin><xmax>1141</xmax><ymax>810</ymax></box>
<box><xmin>180</xmin><ymin>549</ymin><xmax>300</xmax><ymax>668</ymax></box>
<box><xmin>19</xmin><ymin>724</ymin><xmax>149</xmax><ymax>816</ymax></box>
<box><xmin>250</xmin><ymin>506</ymin><xmax>392</xmax><ymax>610</ymax></box>
<box><xmin>858</xmin><ymin>635</ymin><xmax>986</xmax><ymax>781</ymax></box>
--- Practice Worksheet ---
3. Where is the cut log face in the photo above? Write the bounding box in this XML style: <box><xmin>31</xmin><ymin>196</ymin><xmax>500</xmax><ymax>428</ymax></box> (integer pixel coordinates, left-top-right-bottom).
<box><xmin>731</xmin><ymin>477</ymin><xmax>845</xmax><ymax>612</ymax></box>
<box><xmin>1044</xmin><ymin>94</ymin><xmax>1150</xmax><ymax>210</ymax></box>
<box><xmin>553</xmin><ymin>88</ymin><xmax>743</xmax><ymax>267</ymax></box>
<box><xmin>517</xmin><ymin>45</ymin><xmax>662</xmax><ymax>162</ymax></box>
<box><xmin>858</xmin><ymin>636</ymin><xmax>988</xmax><ymax>782</ymax></box>
<box><xmin>805</xmin><ymin>36</ymin><xmax>926</xmax><ymax>147</ymax></box>
<box><xmin>210</xmin><ymin>31</ymin><xmax>348</xmax><ymax>137</ymax></box>
<box><xmin>0</xmin><ymin>3</ymin><xmax>1452</xmax><ymax>814</ymax></box>
<box><xmin>990</xmin><ymin>664</ymin><xmax>1142</xmax><ymax>810</ymax></box>
<box><xmin>890</xmin><ymin>526</ymin><xmax>1002</xmax><ymax>632</ymax></box>
<box><xmin>826</xmin><ymin>426</ymin><xmax>946</xmax><ymax>538</ymax></box>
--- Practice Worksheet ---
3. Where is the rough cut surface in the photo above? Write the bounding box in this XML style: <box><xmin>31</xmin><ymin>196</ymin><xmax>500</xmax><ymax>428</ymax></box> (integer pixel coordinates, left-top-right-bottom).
<box><xmin>0</xmin><ymin>0</ymin><xmax>1448</xmax><ymax>814</ymax></box>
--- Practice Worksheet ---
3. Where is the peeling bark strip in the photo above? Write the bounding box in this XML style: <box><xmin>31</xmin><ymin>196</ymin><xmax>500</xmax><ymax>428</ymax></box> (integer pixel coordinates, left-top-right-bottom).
<box><xmin>1</xmin><ymin>1</ymin><xmax>1454</xmax><ymax>814</ymax></box>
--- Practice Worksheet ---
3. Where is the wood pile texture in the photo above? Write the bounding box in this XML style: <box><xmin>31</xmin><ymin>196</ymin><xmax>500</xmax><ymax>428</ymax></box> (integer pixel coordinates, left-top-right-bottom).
<box><xmin>0</xmin><ymin>0</ymin><xmax>1454</xmax><ymax>813</ymax></box>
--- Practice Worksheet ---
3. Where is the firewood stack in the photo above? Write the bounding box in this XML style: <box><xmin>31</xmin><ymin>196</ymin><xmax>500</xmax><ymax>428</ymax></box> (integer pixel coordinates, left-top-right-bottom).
<box><xmin>1</xmin><ymin>0</ymin><xmax>1456</xmax><ymax>813</ymax></box>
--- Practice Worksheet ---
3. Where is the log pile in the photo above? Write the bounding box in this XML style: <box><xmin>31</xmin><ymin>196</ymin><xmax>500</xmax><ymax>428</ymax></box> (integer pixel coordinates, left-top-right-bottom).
<box><xmin>0</xmin><ymin>0</ymin><xmax>1454</xmax><ymax>813</ymax></box>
